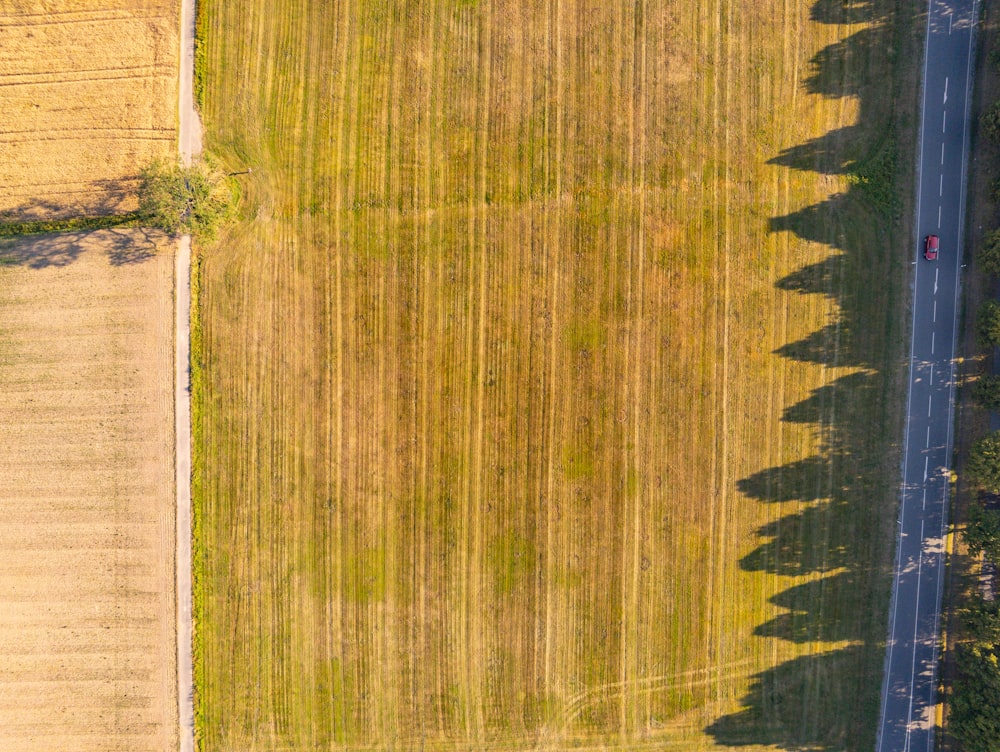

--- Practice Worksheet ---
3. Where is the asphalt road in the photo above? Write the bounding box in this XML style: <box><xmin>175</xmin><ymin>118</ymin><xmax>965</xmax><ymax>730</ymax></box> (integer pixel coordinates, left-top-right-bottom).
<box><xmin>876</xmin><ymin>1</ymin><xmax>978</xmax><ymax>750</ymax></box>
<box><xmin>175</xmin><ymin>0</ymin><xmax>200</xmax><ymax>749</ymax></box>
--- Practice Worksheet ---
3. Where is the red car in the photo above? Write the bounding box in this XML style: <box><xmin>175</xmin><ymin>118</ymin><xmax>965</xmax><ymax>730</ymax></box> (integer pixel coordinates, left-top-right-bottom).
<box><xmin>924</xmin><ymin>234</ymin><xmax>939</xmax><ymax>261</ymax></box>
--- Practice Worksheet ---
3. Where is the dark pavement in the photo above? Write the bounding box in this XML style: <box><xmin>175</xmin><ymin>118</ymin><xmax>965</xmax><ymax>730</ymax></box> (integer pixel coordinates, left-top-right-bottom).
<box><xmin>876</xmin><ymin>1</ymin><xmax>978</xmax><ymax>750</ymax></box>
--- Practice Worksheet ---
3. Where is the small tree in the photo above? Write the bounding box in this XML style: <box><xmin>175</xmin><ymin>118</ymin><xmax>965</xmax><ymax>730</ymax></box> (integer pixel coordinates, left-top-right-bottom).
<box><xmin>138</xmin><ymin>158</ymin><xmax>234</xmax><ymax>237</ymax></box>
<box><xmin>980</xmin><ymin>230</ymin><xmax>1000</xmax><ymax>276</ymax></box>
<box><xmin>962</xmin><ymin>594</ymin><xmax>1000</xmax><ymax>645</ymax></box>
<box><xmin>965</xmin><ymin>501</ymin><xmax>1000</xmax><ymax>561</ymax></box>
<box><xmin>978</xmin><ymin>300</ymin><xmax>1000</xmax><ymax>348</ymax></box>
<box><xmin>972</xmin><ymin>374</ymin><xmax>1000</xmax><ymax>412</ymax></box>
<box><xmin>983</xmin><ymin>100</ymin><xmax>1000</xmax><ymax>143</ymax></box>
<box><xmin>967</xmin><ymin>432</ymin><xmax>1000</xmax><ymax>493</ymax></box>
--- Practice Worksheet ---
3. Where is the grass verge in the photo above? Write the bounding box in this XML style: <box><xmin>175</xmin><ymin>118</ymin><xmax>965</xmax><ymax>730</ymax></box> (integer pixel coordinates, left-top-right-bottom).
<box><xmin>0</xmin><ymin>212</ymin><xmax>140</xmax><ymax>238</ymax></box>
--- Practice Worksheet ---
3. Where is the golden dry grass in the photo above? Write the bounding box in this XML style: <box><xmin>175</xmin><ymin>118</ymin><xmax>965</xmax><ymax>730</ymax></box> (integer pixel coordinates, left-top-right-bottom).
<box><xmin>0</xmin><ymin>1</ymin><xmax>178</xmax><ymax>219</ymax></box>
<box><xmin>0</xmin><ymin>230</ymin><xmax>176</xmax><ymax>752</ymax></box>
<box><xmin>193</xmin><ymin>0</ymin><xmax>918</xmax><ymax>749</ymax></box>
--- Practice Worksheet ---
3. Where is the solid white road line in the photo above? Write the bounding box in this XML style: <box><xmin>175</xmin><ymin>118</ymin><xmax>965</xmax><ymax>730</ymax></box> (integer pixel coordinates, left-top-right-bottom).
<box><xmin>905</xmin><ymin>519</ymin><xmax>927</xmax><ymax>752</ymax></box>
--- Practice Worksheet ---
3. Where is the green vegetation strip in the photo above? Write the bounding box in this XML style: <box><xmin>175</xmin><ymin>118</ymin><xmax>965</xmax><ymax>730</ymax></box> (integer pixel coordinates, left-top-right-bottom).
<box><xmin>954</xmin><ymin>94</ymin><xmax>1000</xmax><ymax>746</ymax></box>
<box><xmin>0</xmin><ymin>213</ymin><xmax>139</xmax><ymax>238</ymax></box>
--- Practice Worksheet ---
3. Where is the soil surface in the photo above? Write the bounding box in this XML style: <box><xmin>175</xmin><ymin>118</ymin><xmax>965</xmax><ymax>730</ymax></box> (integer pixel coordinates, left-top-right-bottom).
<box><xmin>0</xmin><ymin>1</ymin><xmax>179</xmax><ymax>220</ymax></box>
<box><xmin>0</xmin><ymin>229</ymin><xmax>177</xmax><ymax>752</ymax></box>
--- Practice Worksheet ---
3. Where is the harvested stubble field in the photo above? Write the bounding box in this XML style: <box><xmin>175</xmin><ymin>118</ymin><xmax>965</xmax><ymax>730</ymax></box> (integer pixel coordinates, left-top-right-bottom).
<box><xmin>194</xmin><ymin>0</ymin><xmax>918</xmax><ymax>749</ymax></box>
<box><xmin>0</xmin><ymin>1</ymin><xmax>178</xmax><ymax>219</ymax></box>
<box><xmin>0</xmin><ymin>230</ymin><xmax>176</xmax><ymax>752</ymax></box>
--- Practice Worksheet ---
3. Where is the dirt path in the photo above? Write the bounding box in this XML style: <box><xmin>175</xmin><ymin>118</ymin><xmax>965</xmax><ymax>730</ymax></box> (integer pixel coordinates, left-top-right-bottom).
<box><xmin>175</xmin><ymin>0</ymin><xmax>201</xmax><ymax>748</ymax></box>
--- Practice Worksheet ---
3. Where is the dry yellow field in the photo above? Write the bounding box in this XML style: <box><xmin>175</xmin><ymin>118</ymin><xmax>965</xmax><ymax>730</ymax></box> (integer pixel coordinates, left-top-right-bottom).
<box><xmin>0</xmin><ymin>1</ymin><xmax>178</xmax><ymax>219</ymax></box>
<box><xmin>194</xmin><ymin>0</ymin><xmax>917</xmax><ymax>750</ymax></box>
<box><xmin>0</xmin><ymin>230</ymin><xmax>176</xmax><ymax>752</ymax></box>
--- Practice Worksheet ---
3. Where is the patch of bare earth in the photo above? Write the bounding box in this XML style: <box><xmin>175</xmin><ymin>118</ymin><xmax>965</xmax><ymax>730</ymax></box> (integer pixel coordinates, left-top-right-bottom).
<box><xmin>0</xmin><ymin>230</ymin><xmax>176</xmax><ymax>752</ymax></box>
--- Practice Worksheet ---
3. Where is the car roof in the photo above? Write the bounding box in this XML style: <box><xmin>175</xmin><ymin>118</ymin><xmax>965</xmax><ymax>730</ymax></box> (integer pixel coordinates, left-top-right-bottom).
<box><xmin>928</xmin><ymin>234</ymin><xmax>939</xmax><ymax>248</ymax></box>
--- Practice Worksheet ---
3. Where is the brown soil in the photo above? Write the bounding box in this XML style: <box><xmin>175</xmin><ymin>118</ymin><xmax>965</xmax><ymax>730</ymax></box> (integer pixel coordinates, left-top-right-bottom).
<box><xmin>0</xmin><ymin>229</ymin><xmax>176</xmax><ymax>752</ymax></box>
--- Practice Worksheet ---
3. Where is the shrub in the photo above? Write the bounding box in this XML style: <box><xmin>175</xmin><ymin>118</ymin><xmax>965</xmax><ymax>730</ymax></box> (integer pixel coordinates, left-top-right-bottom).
<box><xmin>967</xmin><ymin>432</ymin><xmax>1000</xmax><ymax>494</ymax></box>
<box><xmin>978</xmin><ymin>300</ymin><xmax>1000</xmax><ymax>348</ymax></box>
<box><xmin>972</xmin><ymin>374</ymin><xmax>1000</xmax><ymax>412</ymax></box>
<box><xmin>980</xmin><ymin>230</ymin><xmax>1000</xmax><ymax>276</ymax></box>
<box><xmin>965</xmin><ymin>501</ymin><xmax>1000</xmax><ymax>561</ymax></box>
<box><xmin>982</xmin><ymin>100</ymin><xmax>1000</xmax><ymax>142</ymax></box>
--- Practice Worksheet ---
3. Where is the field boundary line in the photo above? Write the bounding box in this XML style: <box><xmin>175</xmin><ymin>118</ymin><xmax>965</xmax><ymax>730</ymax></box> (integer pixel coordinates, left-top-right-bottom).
<box><xmin>176</xmin><ymin>0</ymin><xmax>200</xmax><ymax>748</ymax></box>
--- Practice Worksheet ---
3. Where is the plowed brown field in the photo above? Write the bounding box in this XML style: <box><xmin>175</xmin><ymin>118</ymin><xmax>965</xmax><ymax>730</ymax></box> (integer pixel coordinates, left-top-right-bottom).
<box><xmin>0</xmin><ymin>230</ymin><xmax>176</xmax><ymax>752</ymax></box>
<box><xmin>0</xmin><ymin>1</ymin><xmax>178</xmax><ymax>219</ymax></box>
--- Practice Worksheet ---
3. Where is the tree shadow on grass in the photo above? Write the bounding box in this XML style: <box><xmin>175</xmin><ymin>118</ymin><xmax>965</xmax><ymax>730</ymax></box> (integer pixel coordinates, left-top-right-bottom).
<box><xmin>705</xmin><ymin>0</ymin><xmax>915</xmax><ymax>748</ymax></box>
<box><xmin>753</xmin><ymin>570</ymin><xmax>867</xmax><ymax>643</ymax></box>
<box><xmin>706</xmin><ymin>644</ymin><xmax>876</xmax><ymax>750</ymax></box>
<box><xmin>768</xmin><ymin>126</ymin><xmax>864</xmax><ymax>175</ymax></box>
<box><xmin>810</xmin><ymin>0</ymin><xmax>882</xmax><ymax>25</ymax></box>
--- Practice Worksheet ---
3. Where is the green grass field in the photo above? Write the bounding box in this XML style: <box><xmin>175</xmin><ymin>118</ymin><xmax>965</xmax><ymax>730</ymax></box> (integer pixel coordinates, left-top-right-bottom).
<box><xmin>192</xmin><ymin>1</ymin><xmax>919</xmax><ymax>749</ymax></box>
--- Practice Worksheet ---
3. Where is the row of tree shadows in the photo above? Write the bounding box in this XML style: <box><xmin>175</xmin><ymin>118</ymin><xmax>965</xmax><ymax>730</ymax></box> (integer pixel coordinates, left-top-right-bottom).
<box><xmin>0</xmin><ymin>183</ymin><xmax>156</xmax><ymax>267</ymax></box>
<box><xmin>706</xmin><ymin>0</ymin><xmax>918</xmax><ymax>748</ymax></box>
